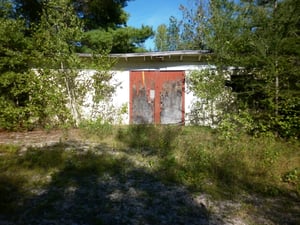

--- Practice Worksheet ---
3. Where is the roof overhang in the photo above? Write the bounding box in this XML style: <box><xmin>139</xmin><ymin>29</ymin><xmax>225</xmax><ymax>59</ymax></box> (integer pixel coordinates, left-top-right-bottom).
<box><xmin>78</xmin><ymin>50</ymin><xmax>212</xmax><ymax>63</ymax></box>
<box><xmin>110</xmin><ymin>50</ymin><xmax>212</xmax><ymax>62</ymax></box>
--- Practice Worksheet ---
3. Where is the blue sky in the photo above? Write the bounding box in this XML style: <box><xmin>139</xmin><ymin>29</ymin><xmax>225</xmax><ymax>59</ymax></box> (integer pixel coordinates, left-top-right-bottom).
<box><xmin>125</xmin><ymin>0</ymin><xmax>188</xmax><ymax>50</ymax></box>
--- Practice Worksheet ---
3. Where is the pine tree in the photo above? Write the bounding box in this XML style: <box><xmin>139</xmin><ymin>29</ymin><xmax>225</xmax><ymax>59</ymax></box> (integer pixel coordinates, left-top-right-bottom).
<box><xmin>12</xmin><ymin>0</ymin><xmax>153</xmax><ymax>53</ymax></box>
<box><xmin>154</xmin><ymin>24</ymin><xmax>168</xmax><ymax>51</ymax></box>
<box><xmin>167</xmin><ymin>16</ymin><xmax>181</xmax><ymax>51</ymax></box>
<box><xmin>0</xmin><ymin>1</ymin><xmax>34</xmax><ymax>130</ymax></box>
<box><xmin>184</xmin><ymin>0</ymin><xmax>300</xmax><ymax>137</ymax></box>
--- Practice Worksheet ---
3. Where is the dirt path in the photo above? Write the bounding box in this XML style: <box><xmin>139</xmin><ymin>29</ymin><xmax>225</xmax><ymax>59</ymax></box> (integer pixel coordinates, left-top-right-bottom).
<box><xmin>0</xmin><ymin>129</ymin><xmax>82</xmax><ymax>147</ymax></box>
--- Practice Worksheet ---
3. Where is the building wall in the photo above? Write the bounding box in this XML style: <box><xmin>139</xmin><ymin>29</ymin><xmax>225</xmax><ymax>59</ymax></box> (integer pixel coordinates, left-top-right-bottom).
<box><xmin>111</xmin><ymin>70</ymin><xmax>130</xmax><ymax>124</ymax></box>
<box><xmin>79</xmin><ymin>61</ymin><xmax>212</xmax><ymax>125</ymax></box>
<box><xmin>111</xmin><ymin>63</ymin><xmax>211</xmax><ymax>124</ymax></box>
<box><xmin>79</xmin><ymin>70</ymin><xmax>130</xmax><ymax>124</ymax></box>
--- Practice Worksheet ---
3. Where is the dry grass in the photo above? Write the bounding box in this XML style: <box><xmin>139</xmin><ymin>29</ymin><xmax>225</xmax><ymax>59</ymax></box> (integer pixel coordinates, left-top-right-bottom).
<box><xmin>0</xmin><ymin>125</ymin><xmax>299</xmax><ymax>223</ymax></box>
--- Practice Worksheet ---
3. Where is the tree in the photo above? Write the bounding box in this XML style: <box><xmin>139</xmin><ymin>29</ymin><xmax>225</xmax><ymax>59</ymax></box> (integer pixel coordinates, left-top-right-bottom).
<box><xmin>71</xmin><ymin>0</ymin><xmax>130</xmax><ymax>30</ymax></box>
<box><xmin>154</xmin><ymin>17</ymin><xmax>181</xmax><ymax>51</ymax></box>
<box><xmin>154</xmin><ymin>24</ymin><xmax>168</xmax><ymax>51</ymax></box>
<box><xmin>188</xmin><ymin>69</ymin><xmax>234</xmax><ymax>126</ymax></box>
<box><xmin>167</xmin><ymin>16</ymin><xmax>180</xmax><ymax>51</ymax></box>
<box><xmin>11</xmin><ymin>0</ymin><xmax>153</xmax><ymax>53</ymax></box>
<box><xmin>183</xmin><ymin>0</ymin><xmax>300</xmax><ymax>137</ymax></box>
<box><xmin>154</xmin><ymin>2</ymin><xmax>207</xmax><ymax>51</ymax></box>
<box><xmin>0</xmin><ymin>14</ymin><xmax>33</xmax><ymax>130</ymax></box>
<box><xmin>177</xmin><ymin>2</ymin><xmax>206</xmax><ymax>50</ymax></box>
<box><xmin>13</xmin><ymin>0</ymin><xmax>130</xmax><ymax>29</ymax></box>
<box><xmin>0</xmin><ymin>0</ymin><xmax>115</xmax><ymax>130</ymax></box>
<box><xmin>71</xmin><ymin>0</ymin><xmax>154</xmax><ymax>53</ymax></box>
<box><xmin>81</xmin><ymin>25</ymin><xmax>153</xmax><ymax>53</ymax></box>
<box><xmin>32</xmin><ymin>0</ymin><xmax>116</xmax><ymax>126</ymax></box>
<box><xmin>31</xmin><ymin>0</ymin><xmax>85</xmax><ymax>126</ymax></box>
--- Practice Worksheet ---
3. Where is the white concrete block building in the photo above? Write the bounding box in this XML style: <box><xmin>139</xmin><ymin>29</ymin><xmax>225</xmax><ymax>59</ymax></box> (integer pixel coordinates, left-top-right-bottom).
<box><xmin>79</xmin><ymin>50</ymin><xmax>213</xmax><ymax>125</ymax></box>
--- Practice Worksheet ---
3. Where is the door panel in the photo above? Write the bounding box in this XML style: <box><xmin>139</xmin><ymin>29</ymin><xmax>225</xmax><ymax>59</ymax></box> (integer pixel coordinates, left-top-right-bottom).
<box><xmin>160</xmin><ymin>80</ymin><xmax>183</xmax><ymax>124</ymax></box>
<box><xmin>130</xmin><ymin>71</ymin><xmax>184</xmax><ymax>124</ymax></box>
<box><xmin>131</xmin><ymin>84</ymin><xmax>154</xmax><ymax>124</ymax></box>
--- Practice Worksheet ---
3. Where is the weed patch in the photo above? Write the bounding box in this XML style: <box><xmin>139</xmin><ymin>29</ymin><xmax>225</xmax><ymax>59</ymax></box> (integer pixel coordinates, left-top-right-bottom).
<box><xmin>129</xmin><ymin>126</ymin><xmax>300</xmax><ymax>198</ymax></box>
<box><xmin>79</xmin><ymin>118</ymin><xmax>114</xmax><ymax>138</ymax></box>
<box><xmin>117</xmin><ymin>125</ymin><xmax>181</xmax><ymax>155</ymax></box>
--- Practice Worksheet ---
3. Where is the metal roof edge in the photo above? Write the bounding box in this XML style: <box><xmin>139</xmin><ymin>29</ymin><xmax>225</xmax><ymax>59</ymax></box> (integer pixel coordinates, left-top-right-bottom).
<box><xmin>78</xmin><ymin>50</ymin><xmax>212</xmax><ymax>58</ymax></box>
<box><xmin>109</xmin><ymin>50</ymin><xmax>211</xmax><ymax>58</ymax></box>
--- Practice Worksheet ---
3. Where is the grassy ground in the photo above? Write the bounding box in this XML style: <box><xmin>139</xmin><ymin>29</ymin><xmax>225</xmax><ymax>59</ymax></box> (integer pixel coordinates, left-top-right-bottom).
<box><xmin>0</xmin><ymin>125</ymin><xmax>299</xmax><ymax>224</ymax></box>
<box><xmin>113</xmin><ymin>125</ymin><xmax>300</xmax><ymax>197</ymax></box>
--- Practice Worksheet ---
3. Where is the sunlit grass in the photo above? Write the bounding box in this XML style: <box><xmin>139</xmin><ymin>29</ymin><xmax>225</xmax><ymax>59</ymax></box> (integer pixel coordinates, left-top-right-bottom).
<box><xmin>153</xmin><ymin>126</ymin><xmax>299</xmax><ymax>197</ymax></box>
<box><xmin>115</xmin><ymin>125</ymin><xmax>299</xmax><ymax>198</ymax></box>
<box><xmin>0</xmin><ymin>125</ymin><xmax>299</xmax><ymax>219</ymax></box>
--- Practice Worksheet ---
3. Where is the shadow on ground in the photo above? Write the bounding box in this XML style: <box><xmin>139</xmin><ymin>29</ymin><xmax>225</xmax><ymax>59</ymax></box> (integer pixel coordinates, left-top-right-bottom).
<box><xmin>0</xmin><ymin>141</ymin><xmax>212</xmax><ymax>225</ymax></box>
<box><xmin>1</xmin><ymin>137</ymin><xmax>299</xmax><ymax>225</ymax></box>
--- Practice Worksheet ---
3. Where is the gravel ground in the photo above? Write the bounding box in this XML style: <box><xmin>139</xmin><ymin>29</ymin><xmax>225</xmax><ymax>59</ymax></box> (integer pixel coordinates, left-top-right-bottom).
<box><xmin>15</xmin><ymin>173</ymin><xmax>211</xmax><ymax>225</ymax></box>
<box><xmin>0</xmin><ymin>130</ymin><xmax>299</xmax><ymax>225</ymax></box>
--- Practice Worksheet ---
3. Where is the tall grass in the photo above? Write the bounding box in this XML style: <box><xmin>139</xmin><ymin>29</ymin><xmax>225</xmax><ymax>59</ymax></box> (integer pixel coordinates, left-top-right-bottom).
<box><xmin>79</xmin><ymin>118</ymin><xmax>114</xmax><ymax>138</ymax></box>
<box><xmin>116</xmin><ymin>125</ymin><xmax>300</xmax><ymax>197</ymax></box>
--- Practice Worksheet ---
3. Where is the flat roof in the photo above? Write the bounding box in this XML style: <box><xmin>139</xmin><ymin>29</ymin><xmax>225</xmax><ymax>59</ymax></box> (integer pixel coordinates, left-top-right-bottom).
<box><xmin>78</xmin><ymin>50</ymin><xmax>212</xmax><ymax>62</ymax></box>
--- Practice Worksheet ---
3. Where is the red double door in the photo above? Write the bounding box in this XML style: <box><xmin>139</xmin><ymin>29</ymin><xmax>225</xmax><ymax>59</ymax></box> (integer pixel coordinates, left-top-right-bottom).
<box><xmin>130</xmin><ymin>70</ymin><xmax>185</xmax><ymax>124</ymax></box>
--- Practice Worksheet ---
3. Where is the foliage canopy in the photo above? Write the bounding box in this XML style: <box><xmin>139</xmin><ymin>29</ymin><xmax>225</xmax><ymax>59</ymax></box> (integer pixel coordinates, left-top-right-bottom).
<box><xmin>7</xmin><ymin>0</ymin><xmax>153</xmax><ymax>53</ymax></box>
<box><xmin>0</xmin><ymin>0</ymin><xmax>115</xmax><ymax>130</ymax></box>
<box><xmin>166</xmin><ymin>0</ymin><xmax>300</xmax><ymax>138</ymax></box>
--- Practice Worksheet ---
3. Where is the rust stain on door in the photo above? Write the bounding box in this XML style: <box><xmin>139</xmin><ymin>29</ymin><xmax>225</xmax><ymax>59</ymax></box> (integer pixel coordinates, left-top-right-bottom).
<box><xmin>130</xmin><ymin>71</ymin><xmax>185</xmax><ymax>124</ymax></box>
